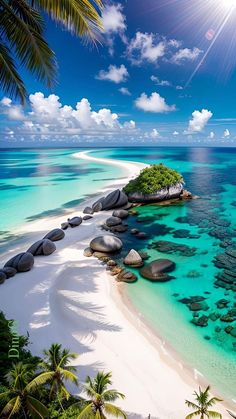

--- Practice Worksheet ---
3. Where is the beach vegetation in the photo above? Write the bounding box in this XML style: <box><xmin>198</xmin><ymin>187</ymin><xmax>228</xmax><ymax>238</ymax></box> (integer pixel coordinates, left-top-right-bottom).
<box><xmin>77</xmin><ymin>371</ymin><xmax>126</xmax><ymax>419</ymax></box>
<box><xmin>0</xmin><ymin>0</ymin><xmax>103</xmax><ymax>103</ymax></box>
<box><xmin>185</xmin><ymin>385</ymin><xmax>222</xmax><ymax>419</ymax></box>
<box><xmin>123</xmin><ymin>164</ymin><xmax>183</xmax><ymax>195</ymax></box>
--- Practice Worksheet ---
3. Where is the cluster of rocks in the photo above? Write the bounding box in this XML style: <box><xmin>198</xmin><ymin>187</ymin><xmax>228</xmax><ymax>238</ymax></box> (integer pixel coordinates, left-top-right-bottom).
<box><xmin>148</xmin><ymin>240</ymin><xmax>196</xmax><ymax>257</ymax></box>
<box><xmin>172</xmin><ymin>229</ymin><xmax>200</xmax><ymax>239</ymax></box>
<box><xmin>61</xmin><ymin>216</ymin><xmax>82</xmax><ymax>230</ymax></box>
<box><xmin>102</xmin><ymin>210</ymin><xmax>130</xmax><ymax>234</ymax></box>
<box><xmin>92</xmin><ymin>189</ymin><xmax>128</xmax><ymax>212</ymax></box>
<box><xmin>214</xmin><ymin>247</ymin><xmax>236</xmax><ymax>292</ymax></box>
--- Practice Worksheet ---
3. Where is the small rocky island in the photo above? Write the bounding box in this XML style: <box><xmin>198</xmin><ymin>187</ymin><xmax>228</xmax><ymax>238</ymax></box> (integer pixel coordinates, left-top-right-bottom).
<box><xmin>123</xmin><ymin>163</ymin><xmax>185</xmax><ymax>202</ymax></box>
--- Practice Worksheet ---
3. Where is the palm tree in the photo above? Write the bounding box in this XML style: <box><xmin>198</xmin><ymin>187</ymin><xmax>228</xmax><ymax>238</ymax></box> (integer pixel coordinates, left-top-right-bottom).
<box><xmin>78</xmin><ymin>371</ymin><xmax>126</xmax><ymax>419</ymax></box>
<box><xmin>185</xmin><ymin>385</ymin><xmax>222</xmax><ymax>419</ymax></box>
<box><xmin>0</xmin><ymin>0</ymin><xmax>103</xmax><ymax>103</ymax></box>
<box><xmin>0</xmin><ymin>362</ymin><xmax>49</xmax><ymax>418</ymax></box>
<box><xmin>34</xmin><ymin>343</ymin><xmax>78</xmax><ymax>402</ymax></box>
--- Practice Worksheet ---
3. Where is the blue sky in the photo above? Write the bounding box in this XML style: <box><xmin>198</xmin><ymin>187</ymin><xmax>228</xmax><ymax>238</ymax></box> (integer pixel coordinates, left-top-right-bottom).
<box><xmin>1</xmin><ymin>0</ymin><xmax>236</xmax><ymax>146</ymax></box>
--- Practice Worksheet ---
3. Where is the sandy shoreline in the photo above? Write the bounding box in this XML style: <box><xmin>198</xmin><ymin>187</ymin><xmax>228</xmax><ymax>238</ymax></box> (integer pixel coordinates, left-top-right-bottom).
<box><xmin>0</xmin><ymin>151</ymin><xmax>232</xmax><ymax>418</ymax></box>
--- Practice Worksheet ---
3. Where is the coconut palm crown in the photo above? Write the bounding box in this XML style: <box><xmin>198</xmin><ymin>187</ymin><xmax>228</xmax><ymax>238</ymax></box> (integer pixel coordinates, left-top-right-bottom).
<box><xmin>185</xmin><ymin>385</ymin><xmax>222</xmax><ymax>419</ymax></box>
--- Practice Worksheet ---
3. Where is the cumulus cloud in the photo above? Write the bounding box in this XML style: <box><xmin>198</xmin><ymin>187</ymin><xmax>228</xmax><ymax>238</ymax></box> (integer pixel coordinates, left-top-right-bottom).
<box><xmin>150</xmin><ymin>75</ymin><xmax>171</xmax><ymax>87</ymax></box>
<box><xmin>223</xmin><ymin>129</ymin><xmax>230</xmax><ymax>137</ymax></box>
<box><xmin>150</xmin><ymin>128</ymin><xmax>159</xmax><ymax>138</ymax></box>
<box><xmin>96</xmin><ymin>64</ymin><xmax>129</xmax><ymax>83</ymax></box>
<box><xmin>1</xmin><ymin>97</ymin><xmax>12</xmax><ymax>106</ymax></box>
<box><xmin>173</xmin><ymin>131</ymin><xmax>179</xmax><ymax>136</ymax></box>
<box><xmin>127</xmin><ymin>32</ymin><xmax>166</xmax><ymax>65</ymax></box>
<box><xmin>208</xmin><ymin>131</ymin><xmax>215</xmax><ymax>139</ymax></box>
<box><xmin>1</xmin><ymin>92</ymin><xmax>136</xmax><ymax>141</ymax></box>
<box><xmin>188</xmin><ymin>109</ymin><xmax>213</xmax><ymax>133</ymax></box>
<box><xmin>171</xmin><ymin>47</ymin><xmax>202</xmax><ymax>64</ymax></box>
<box><xmin>135</xmin><ymin>92</ymin><xmax>176</xmax><ymax>113</ymax></box>
<box><xmin>119</xmin><ymin>87</ymin><xmax>131</xmax><ymax>96</ymax></box>
<box><xmin>102</xmin><ymin>3</ymin><xmax>126</xmax><ymax>34</ymax></box>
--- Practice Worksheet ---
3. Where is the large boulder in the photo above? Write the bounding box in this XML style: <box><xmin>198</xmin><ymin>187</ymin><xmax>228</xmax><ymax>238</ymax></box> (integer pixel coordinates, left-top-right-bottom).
<box><xmin>92</xmin><ymin>189</ymin><xmax>128</xmax><ymax>211</ymax></box>
<box><xmin>83</xmin><ymin>206</ymin><xmax>94</xmax><ymax>215</ymax></box>
<box><xmin>4</xmin><ymin>252</ymin><xmax>34</xmax><ymax>272</ymax></box>
<box><xmin>124</xmin><ymin>249</ymin><xmax>143</xmax><ymax>267</ymax></box>
<box><xmin>0</xmin><ymin>271</ymin><xmax>7</xmax><ymax>284</ymax></box>
<box><xmin>140</xmin><ymin>259</ymin><xmax>175</xmax><ymax>282</ymax></box>
<box><xmin>127</xmin><ymin>182</ymin><xmax>184</xmax><ymax>203</ymax></box>
<box><xmin>90</xmin><ymin>235</ymin><xmax>123</xmax><ymax>253</ymax></box>
<box><xmin>27</xmin><ymin>239</ymin><xmax>56</xmax><ymax>256</ymax></box>
<box><xmin>106</xmin><ymin>216</ymin><xmax>122</xmax><ymax>227</ymax></box>
<box><xmin>2</xmin><ymin>267</ymin><xmax>17</xmax><ymax>278</ymax></box>
<box><xmin>43</xmin><ymin>228</ymin><xmax>65</xmax><ymax>241</ymax></box>
<box><xmin>68</xmin><ymin>216</ymin><xmax>82</xmax><ymax>228</ymax></box>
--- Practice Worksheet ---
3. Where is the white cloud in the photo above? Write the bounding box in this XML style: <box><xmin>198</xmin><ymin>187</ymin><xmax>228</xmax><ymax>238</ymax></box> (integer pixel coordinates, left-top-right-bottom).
<box><xmin>1</xmin><ymin>97</ymin><xmax>12</xmax><ymax>106</ymax></box>
<box><xmin>96</xmin><ymin>64</ymin><xmax>129</xmax><ymax>83</ymax></box>
<box><xmin>176</xmin><ymin>85</ymin><xmax>183</xmax><ymax>90</ymax></box>
<box><xmin>223</xmin><ymin>129</ymin><xmax>230</xmax><ymax>137</ymax></box>
<box><xmin>171</xmin><ymin>47</ymin><xmax>202</xmax><ymax>64</ymax></box>
<box><xmin>150</xmin><ymin>75</ymin><xmax>171</xmax><ymax>87</ymax></box>
<box><xmin>208</xmin><ymin>131</ymin><xmax>215</xmax><ymax>139</ymax></box>
<box><xmin>1</xmin><ymin>92</ymin><xmax>136</xmax><ymax>140</ymax></box>
<box><xmin>173</xmin><ymin>131</ymin><xmax>179</xmax><ymax>136</ymax></box>
<box><xmin>102</xmin><ymin>4</ymin><xmax>126</xmax><ymax>34</ymax></box>
<box><xmin>135</xmin><ymin>92</ymin><xmax>176</xmax><ymax>113</ymax></box>
<box><xmin>188</xmin><ymin>109</ymin><xmax>213</xmax><ymax>133</ymax></box>
<box><xmin>127</xmin><ymin>32</ymin><xmax>166</xmax><ymax>65</ymax></box>
<box><xmin>150</xmin><ymin>128</ymin><xmax>159</xmax><ymax>138</ymax></box>
<box><xmin>119</xmin><ymin>87</ymin><xmax>131</xmax><ymax>96</ymax></box>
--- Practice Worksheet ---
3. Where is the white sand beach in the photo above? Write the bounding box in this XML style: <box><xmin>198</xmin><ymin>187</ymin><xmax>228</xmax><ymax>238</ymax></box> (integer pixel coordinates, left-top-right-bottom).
<box><xmin>0</xmin><ymin>151</ymin><xmax>230</xmax><ymax>419</ymax></box>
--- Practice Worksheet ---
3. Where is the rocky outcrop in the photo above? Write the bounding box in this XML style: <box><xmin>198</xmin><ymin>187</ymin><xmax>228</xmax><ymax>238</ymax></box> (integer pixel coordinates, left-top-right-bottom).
<box><xmin>92</xmin><ymin>189</ymin><xmax>128</xmax><ymax>211</ymax></box>
<box><xmin>1</xmin><ymin>267</ymin><xmax>17</xmax><ymax>278</ymax></box>
<box><xmin>44</xmin><ymin>228</ymin><xmax>65</xmax><ymax>241</ymax></box>
<box><xmin>4</xmin><ymin>252</ymin><xmax>34</xmax><ymax>272</ymax></box>
<box><xmin>126</xmin><ymin>182</ymin><xmax>184</xmax><ymax>203</ymax></box>
<box><xmin>90</xmin><ymin>235</ymin><xmax>123</xmax><ymax>253</ymax></box>
<box><xmin>27</xmin><ymin>239</ymin><xmax>56</xmax><ymax>256</ymax></box>
<box><xmin>140</xmin><ymin>259</ymin><xmax>175</xmax><ymax>281</ymax></box>
<box><xmin>117</xmin><ymin>270</ymin><xmax>137</xmax><ymax>283</ymax></box>
<box><xmin>123</xmin><ymin>249</ymin><xmax>143</xmax><ymax>267</ymax></box>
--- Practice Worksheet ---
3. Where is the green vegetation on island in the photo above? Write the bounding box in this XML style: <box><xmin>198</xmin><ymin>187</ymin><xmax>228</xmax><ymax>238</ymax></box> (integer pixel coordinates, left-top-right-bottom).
<box><xmin>123</xmin><ymin>164</ymin><xmax>184</xmax><ymax>195</ymax></box>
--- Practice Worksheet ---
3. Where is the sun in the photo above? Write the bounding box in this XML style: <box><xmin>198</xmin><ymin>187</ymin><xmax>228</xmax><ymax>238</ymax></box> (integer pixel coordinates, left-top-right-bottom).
<box><xmin>222</xmin><ymin>0</ymin><xmax>236</xmax><ymax>10</ymax></box>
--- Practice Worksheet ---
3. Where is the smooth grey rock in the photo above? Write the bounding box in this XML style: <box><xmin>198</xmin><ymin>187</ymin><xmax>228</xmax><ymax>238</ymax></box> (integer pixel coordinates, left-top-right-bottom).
<box><xmin>61</xmin><ymin>222</ymin><xmax>69</xmax><ymax>230</ymax></box>
<box><xmin>83</xmin><ymin>215</ymin><xmax>93</xmax><ymax>221</ymax></box>
<box><xmin>106</xmin><ymin>216</ymin><xmax>122</xmax><ymax>227</ymax></box>
<box><xmin>44</xmin><ymin>228</ymin><xmax>65</xmax><ymax>241</ymax></box>
<box><xmin>127</xmin><ymin>182</ymin><xmax>184</xmax><ymax>203</ymax></box>
<box><xmin>93</xmin><ymin>189</ymin><xmax>128</xmax><ymax>211</ymax></box>
<box><xmin>2</xmin><ymin>267</ymin><xmax>17</xmax><ymax>278</ymax></box>
<box><xmin>140</xmin><ymin>259</ymin><xmax>175</xmax><ymax>281</ymax></box>
<box><xmin>68</xmin><ymin>216</ymin><xmax>82</xmax><ymax>228</ymax></box>
<box><xmin>124</xmin><ymin>249</ymin><xmax>143</xmax><ymax>267</ymax></box>
<box><xmin>27</xmin><ymin>239</ymin><xmax>56</xmax><ymax>256</ymax></box>
<box><xmin>92</xmin><ymin>201</ymin><xmax>103</xmax><ymax>212</ymax></box>
<box><xmin>83</xmin><ymin>247</ymin><xmax>93</xmax><ymax>257</ymax></box>
<box><xmin>83</xmin><ymin>206</ymin><xmax>94</xmax><ymax>215</ymax></box>
<box><xmin>4</xmin><ymin>252</ymin><xmax>34</xmax><ymax>272</ymax></box>
<box><xmin>131</xmin><ymin>228</ymin><xmax>139</xmax><ymax>235</ymax></box>
<box><xmin>90</xmin><ymin>235</ymin><xmax>123</xmax><ymax>253</ymax></box>
<box><xmin>112</xmin><ymin>209</ymin><xmax>129</xmax><ymax>219</ymax></box>
<box><xmin>0</xmin><ymin>271</ymin><xmax>7</xmax><ymax>283</ymax></box>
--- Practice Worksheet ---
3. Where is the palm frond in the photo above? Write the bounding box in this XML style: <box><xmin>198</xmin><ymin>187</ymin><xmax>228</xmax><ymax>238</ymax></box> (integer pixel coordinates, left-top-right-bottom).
<box><xmin>33</xmin><ymin>0</ymin><xmax>103</xmax><ymax>42</ymax></box>
<box><xmin>0</xmin><ymin>0</ymin><xmax>56</xmax><ymax>88</ymax></box>
<box><xmin>26</xmin><ymin>371</ymin><xmax>54</xmax><ymax>391</ymax></box>
<box><xmin>59</xmin><ymin>367</ymin><xmax>78</xmax><ymax>385</ymax></box>
<box><xmin>0</xmin><ymin>41</ymin><xmax>27</xmax><ymax>103</ymax></box>
<box><xmin>207</xmin><ymin>397</ymin><xmax>223</xmax><ymax>407</ymax></box>
<box><xmin>102</xmin><ymin>389</ymin><xmax>125</xmax><ymax>402</ymax></box>
<box><xmin>103</xmin><ymin>403</ymin><xmax>126</xmax><ymax>419</ymax></box>
<box><xmin>6</xmin><ymin>0</ymin><xmax>44</xmax><ymax>33</ymax></box>
<box><xmin>185</xmin><ymin>411</ymin><xmax>201</xmax><ymax>419</ymax></box>
<box><xmin>0</xmin><ymin>396</ymin><xmax>21</xmax><ymax>417</ymax></box>
<box><xmin>26</xmin><ymin>395</ymin><xmax>49</xmax><ymax>419</ymax></box>
<box><xmin>185</xmin><ymin>400</ymin><xmax>200</xmax><ymax>410</ymax></box>
<box><xmin>77</xmin><ymin>402</ymin><xmax>94</xmax><ymax>419</ymax></box>
<box><xmin>207</xmin><ymin>411</ymin><xmax>222</xmax><ymax>418</ymax></box>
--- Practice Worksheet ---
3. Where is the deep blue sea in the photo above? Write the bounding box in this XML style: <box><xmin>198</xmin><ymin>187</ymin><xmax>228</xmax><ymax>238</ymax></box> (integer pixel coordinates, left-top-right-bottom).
<box><xmin>1</xmin><ymin>147</ymin><xmax>236</xmax><ymax>404</ymax></box>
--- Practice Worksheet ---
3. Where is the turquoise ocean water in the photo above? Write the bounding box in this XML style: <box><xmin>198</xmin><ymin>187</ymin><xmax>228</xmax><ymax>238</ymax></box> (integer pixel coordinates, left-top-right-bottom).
<box><xmin>0</xmin><ymin>147</ymin><xmax>236</xmax><ymax>404</ymax></box>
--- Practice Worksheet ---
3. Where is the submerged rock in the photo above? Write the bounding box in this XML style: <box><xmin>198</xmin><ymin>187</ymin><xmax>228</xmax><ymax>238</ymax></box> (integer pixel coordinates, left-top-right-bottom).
<box><xmin>90</xmin><ymin>235</ymin><xmax>123</xmax><ymax>253</ymax></box>
<box><xmin>140</xmin><ymin>259</ymin><xmax>175</xmax><ymax>282</ymax></box>
<box><xmin>27</xmin><ymin>239</ymin><xmax>56</xmax><ymax>256</ymax></box>
<box><xmin>44</xmin><ymin>228</ymin><xmax>65</xmax><ymax>241</ymax></box>
<box><xmin>4</xmin><ymin>252</ymin><xmax>34</xmax><ymax>272</ymax></box>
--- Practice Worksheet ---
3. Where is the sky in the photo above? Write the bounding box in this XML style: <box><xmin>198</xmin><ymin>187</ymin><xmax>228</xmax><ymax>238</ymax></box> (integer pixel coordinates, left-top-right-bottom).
<box><xmin>1</xmin><ymin>0</ymin><xmax>236</xmax><ymax>146</ymax></box>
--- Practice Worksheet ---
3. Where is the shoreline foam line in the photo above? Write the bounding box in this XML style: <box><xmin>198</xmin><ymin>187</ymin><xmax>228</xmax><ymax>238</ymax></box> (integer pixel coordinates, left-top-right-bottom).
<box><xmin>0</xmin><ymin>150</ymin><xmax>232</xmax><ymax>418</ymax></box>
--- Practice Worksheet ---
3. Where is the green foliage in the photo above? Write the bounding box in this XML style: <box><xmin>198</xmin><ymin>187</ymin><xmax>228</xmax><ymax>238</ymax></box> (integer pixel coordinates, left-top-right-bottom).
<box><xmin>123</xmin><ymin>164</ymin><xmax>184</xmax><ymax>195</ymax></box>
<box><xmin>185</xmin><ymin>386</ymin><xmax>222</xmax><ymax>419</ymax></box>
<box><xmin>0</xmin><ymin>311</ymin><xmax>39</xmax><ymax>386</ymax></box>
<box><xmin>47</xmin><ymin>397</ymin><xmax>84</xmax><ymax>418</ymax></box>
